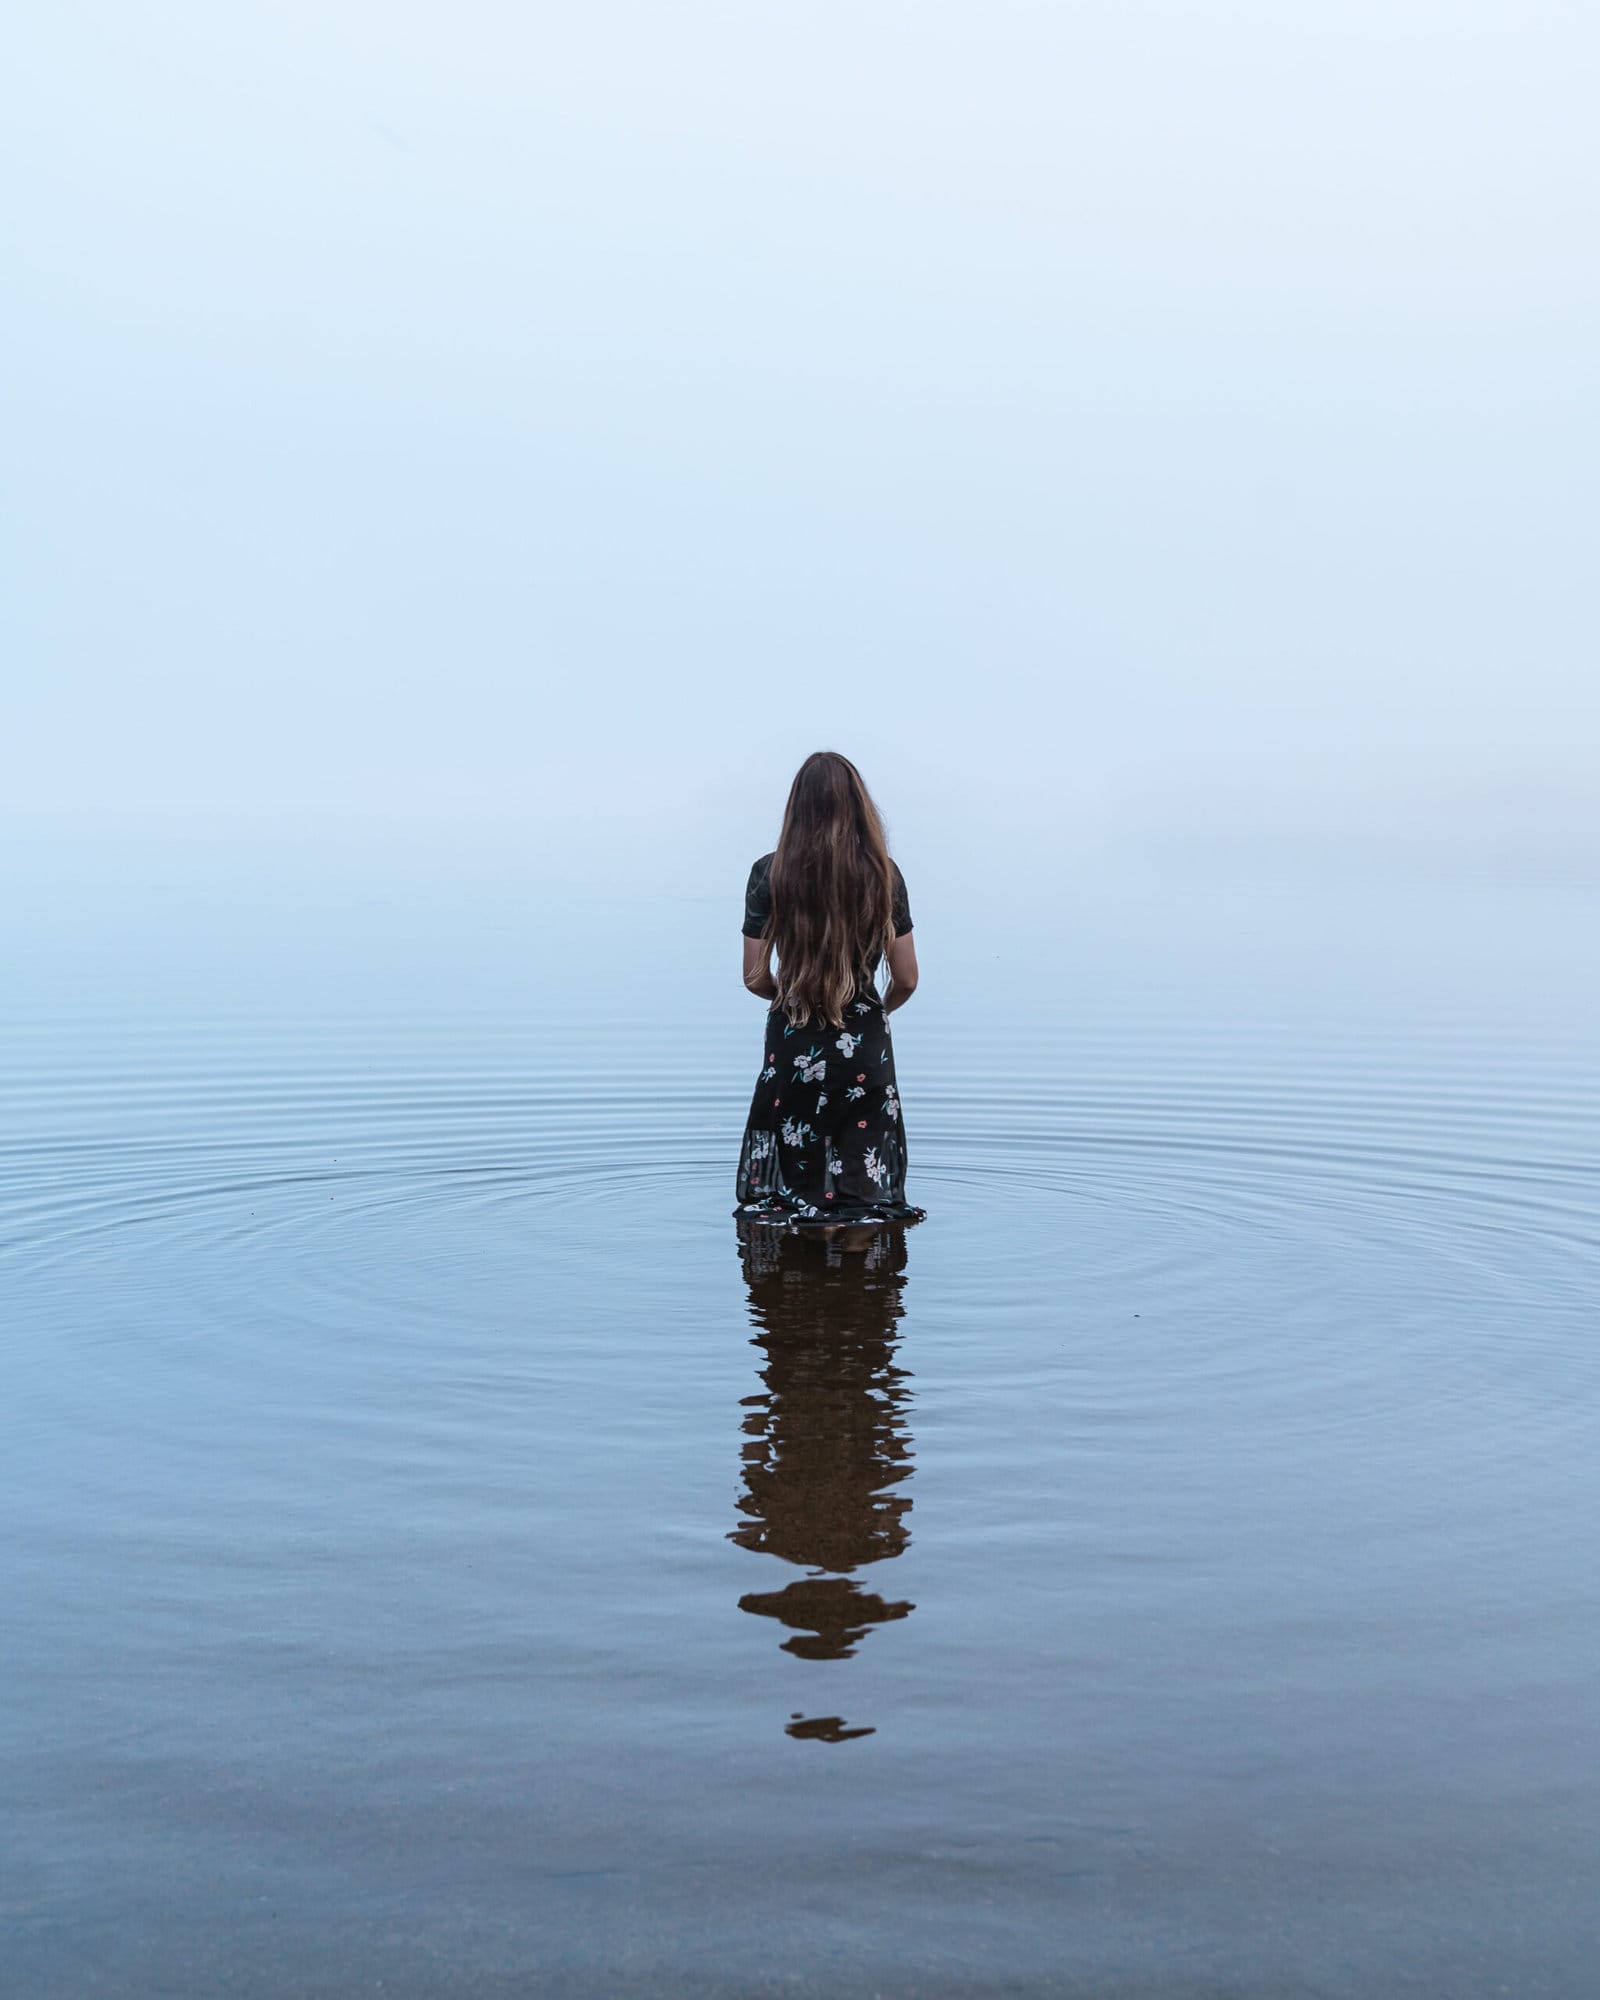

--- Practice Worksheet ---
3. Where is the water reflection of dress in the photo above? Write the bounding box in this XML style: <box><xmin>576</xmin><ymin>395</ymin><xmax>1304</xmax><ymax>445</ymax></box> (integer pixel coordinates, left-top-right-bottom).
<box><xmin>731</xmin><ymin>1221</ymin><xmax>915</xmax><ymax>1734</ymax></box>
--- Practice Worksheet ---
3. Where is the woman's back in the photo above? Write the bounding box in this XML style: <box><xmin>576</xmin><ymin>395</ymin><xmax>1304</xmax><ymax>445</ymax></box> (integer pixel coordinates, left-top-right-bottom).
<box><xmin>741</xmin><ymin>850</ymin><xmax>914</xmax><ymax>994</ymax></box>
<box><xmin>734</xmin><ymin>752</ymin><xmax>924</xmax><ymax>1232</ymax></box>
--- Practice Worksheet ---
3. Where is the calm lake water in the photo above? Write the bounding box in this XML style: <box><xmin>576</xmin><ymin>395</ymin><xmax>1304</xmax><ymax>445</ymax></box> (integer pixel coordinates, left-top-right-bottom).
<box><xmin>4</xmin><ymin>834</ymin><xmax>1597</xmax><ymax>1997</ymax></box>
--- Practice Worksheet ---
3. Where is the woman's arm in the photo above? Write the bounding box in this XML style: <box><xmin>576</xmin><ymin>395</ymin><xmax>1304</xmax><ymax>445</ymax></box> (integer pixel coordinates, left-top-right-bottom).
<box><xmin>884</xmin><ymin>932</ymin><xmax>919</xmax><ymax>1014</ymax></box>
<box><xmin>743</xmin><ymin>935</ymin><xmax>779</xmax><ymax>1001</ymax></box>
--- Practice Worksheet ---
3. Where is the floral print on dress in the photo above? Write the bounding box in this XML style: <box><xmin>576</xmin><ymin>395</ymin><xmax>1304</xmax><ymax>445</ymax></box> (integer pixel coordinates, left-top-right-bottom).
<box><xmin>735</xmin><ymin>990</ymin><xmax>923</xmax><ymax>1230</ymax></box>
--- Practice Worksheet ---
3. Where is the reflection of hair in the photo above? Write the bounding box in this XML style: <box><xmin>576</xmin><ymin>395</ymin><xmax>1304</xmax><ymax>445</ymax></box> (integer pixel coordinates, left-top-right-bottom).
<box><xmin>765</xmin><ymin>750</ymin><xmax>896</xmax><ymax>1029</ymax></box>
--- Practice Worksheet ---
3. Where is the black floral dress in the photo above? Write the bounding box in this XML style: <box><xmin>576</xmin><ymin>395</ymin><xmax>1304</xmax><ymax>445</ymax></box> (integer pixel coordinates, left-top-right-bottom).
<box><xmin>734</xmin><ymin>853</ymin><xmax>926</xmax><ymax>1230</ymax></box>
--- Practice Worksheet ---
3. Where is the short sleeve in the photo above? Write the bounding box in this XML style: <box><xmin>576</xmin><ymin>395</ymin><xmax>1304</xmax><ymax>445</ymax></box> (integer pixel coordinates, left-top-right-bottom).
<box><xmin>742</xmin><ymin>854</ymin><xmax>774</xmax><ymax>938</ymax></box>
<box><xmin>891</xmin><ymin>861</ymin><xmax>913</xmax><ymax>937</ymax></box>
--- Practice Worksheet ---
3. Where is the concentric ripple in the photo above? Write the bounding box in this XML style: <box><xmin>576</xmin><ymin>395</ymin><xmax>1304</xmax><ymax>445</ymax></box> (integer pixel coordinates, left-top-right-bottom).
<box><xmin>5</xmin><ymin>1007</ymin><xmax>1596</xmax><ymax>1440</ymax></box>
<box><xmin>6</xmin><ymin>981</ymin><xmax>1600</xmax><ymax>1998</ymax></box>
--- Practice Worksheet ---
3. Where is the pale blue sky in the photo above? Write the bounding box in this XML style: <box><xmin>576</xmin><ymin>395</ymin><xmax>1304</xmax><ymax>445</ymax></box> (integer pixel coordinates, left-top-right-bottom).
<box><xmin>6</xmin><ymin>0</ymin><xmax>1596</xmax><ymax>869</ymax></box>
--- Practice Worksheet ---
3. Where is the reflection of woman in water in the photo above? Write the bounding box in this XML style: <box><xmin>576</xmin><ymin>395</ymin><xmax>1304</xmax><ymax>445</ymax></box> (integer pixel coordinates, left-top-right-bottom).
<box><xmin>736</xmin><ymin>750</ymin><xmax>925</xmax><ymax>1231</ymax></box>
<box><xmin>732</xmin><ymin>1221</ymin><xmax>916</xmax><ymax>1740</ymax></box>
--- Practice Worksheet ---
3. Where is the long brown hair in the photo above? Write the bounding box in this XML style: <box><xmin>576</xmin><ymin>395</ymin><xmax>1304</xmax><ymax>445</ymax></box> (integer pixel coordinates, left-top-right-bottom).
<box><xmin>765</xmin><ymin>751</ymin><xmax>897</xmax><ymax>1029</ymax></box>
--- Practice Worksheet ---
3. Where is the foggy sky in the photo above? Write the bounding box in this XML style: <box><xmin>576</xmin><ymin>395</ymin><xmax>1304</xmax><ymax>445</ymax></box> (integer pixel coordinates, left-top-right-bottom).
<box><xmin>6</xmin><ymin>0</ymin><xmax>1596</xmax><ymax>869</ymax></box>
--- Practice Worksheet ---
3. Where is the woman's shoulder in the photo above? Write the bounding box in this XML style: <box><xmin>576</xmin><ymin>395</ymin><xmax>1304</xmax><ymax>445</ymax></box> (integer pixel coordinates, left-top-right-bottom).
<box><xmin>742</xmin><ymin>854</ymin><xmax>776</xmax><ymax>938</ymax></box>
<box><xmin>888</xmin><ymin>857</ymin><xmax>912</xmax><ymax>934</ymax></box>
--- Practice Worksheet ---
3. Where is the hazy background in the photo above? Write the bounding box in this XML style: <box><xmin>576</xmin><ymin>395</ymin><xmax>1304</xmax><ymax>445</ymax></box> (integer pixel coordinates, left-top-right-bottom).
<box><xmin>5</xmin><ymin>0</ymin><xmax>1595</xmax><ymax>888</ymax></box>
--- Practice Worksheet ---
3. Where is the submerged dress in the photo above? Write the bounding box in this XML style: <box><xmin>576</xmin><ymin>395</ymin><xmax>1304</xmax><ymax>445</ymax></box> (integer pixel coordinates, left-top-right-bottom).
<box><xmin>734</xmin><ymin>852</ymin><xmax>926</xmax><ymax>1229</ymax></box>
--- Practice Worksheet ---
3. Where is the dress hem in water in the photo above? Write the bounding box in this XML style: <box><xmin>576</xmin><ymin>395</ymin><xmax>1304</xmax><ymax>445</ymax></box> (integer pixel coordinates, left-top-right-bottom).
<box><xmin>733</xmin><ymin>1195</ymin><xmax>926</xmax><ymax>1231</ymax></box>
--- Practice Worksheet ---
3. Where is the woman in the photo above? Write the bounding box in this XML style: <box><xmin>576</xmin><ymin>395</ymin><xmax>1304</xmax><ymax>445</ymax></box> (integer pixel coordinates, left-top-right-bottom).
<box><xmin>735</xmin><ymin>751</ymin><xmax>925</xmax><ymax>1231</ymax></box>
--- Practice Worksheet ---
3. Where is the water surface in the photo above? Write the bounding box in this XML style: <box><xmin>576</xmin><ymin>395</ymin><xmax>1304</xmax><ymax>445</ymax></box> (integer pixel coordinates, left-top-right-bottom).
<box><xmin>4</xmin><ymin>843</ymin><xmax>1597</xmax><ymax>1996</ymax></box>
